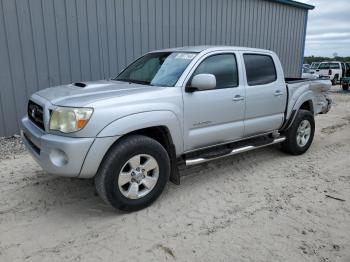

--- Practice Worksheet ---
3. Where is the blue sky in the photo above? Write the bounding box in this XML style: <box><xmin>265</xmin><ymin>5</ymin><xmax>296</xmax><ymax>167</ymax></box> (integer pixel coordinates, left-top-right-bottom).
<box><xmin>299</xmin><ymin>0</ymin><xmax>350</xmax><ymax>57</ymax></box>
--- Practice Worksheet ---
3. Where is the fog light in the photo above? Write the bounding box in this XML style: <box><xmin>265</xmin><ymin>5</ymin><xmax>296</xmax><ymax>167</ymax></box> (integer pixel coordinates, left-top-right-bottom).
<box><xmin>49</xmin><ymin>149</ymin><xmax>68</xmax><ymax>167</ymax></box>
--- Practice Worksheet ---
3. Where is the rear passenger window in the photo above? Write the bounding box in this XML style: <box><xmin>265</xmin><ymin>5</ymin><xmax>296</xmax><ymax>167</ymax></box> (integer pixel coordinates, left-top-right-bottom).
<box><xmin>243</xmin><ymin>54</ymin><xmax>277</xmax><ymax>86</ymax></box>
<box><xmin>190</xmin><ymin>54</ymin><xmax>239</xmax><ymax>89</ymax></box>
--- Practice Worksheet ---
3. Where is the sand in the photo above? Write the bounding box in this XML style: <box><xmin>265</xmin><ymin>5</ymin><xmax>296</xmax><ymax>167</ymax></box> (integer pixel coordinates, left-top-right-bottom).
<box><xmin>0</xmin><ymin>87</ymin><xmax>349</xmax><ymax>262</ymax></box>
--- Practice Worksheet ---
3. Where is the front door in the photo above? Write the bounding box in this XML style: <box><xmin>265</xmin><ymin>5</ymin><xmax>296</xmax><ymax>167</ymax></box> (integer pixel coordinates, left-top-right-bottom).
<box><xmin>183</xmin><ymin>52</ymin><xmax>245</xmax><ymax>151</ymax></box>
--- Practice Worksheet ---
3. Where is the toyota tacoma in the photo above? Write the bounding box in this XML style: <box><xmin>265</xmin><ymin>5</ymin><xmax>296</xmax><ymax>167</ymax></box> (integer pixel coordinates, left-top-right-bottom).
<box><xmin>21</xmin><ymin>46</ymin><xmax>332</xmax><ymax>211</ymax></box>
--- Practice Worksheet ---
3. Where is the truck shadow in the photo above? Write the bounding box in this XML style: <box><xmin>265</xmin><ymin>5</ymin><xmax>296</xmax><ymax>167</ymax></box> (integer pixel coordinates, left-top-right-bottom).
<box><xmin>25</xmin><ymin>145</ymin><xmax>288</xmax><ymax>218</ymax></box>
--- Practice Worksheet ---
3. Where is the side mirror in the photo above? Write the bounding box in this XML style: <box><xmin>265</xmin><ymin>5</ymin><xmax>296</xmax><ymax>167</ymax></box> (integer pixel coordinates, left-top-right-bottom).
<box><xmin>186</xmin><ymin>74</ymin><xmax>216</xmax><ymax>92</ymax></box>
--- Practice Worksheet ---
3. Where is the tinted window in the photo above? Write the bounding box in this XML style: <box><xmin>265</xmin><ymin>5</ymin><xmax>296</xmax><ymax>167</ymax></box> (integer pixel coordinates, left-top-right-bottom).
<box><xmin>243</xmin><ymin>54</ymin><xmax>277</xmax><ymax>85</ymax></box>
<box><xmin>318</xmin><ymin>63</ymin><xmax>340</xmax><ymax>70</ymax></box>
<box><xmin>190</xmin><ymin>54</ymin><xmax>239</xmax><ymax>89</ymax></box>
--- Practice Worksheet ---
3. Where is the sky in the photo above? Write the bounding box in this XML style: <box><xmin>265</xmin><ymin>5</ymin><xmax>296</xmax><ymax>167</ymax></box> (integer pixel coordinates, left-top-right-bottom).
<box><xmin>298</xmin><ymin>0</ymin><xmax>350</xmax><ymax>57</ymax></box>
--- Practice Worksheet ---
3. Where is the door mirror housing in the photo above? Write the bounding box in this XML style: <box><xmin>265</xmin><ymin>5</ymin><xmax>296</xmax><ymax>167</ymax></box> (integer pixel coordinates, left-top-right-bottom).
<box><xmin>187</xmin><ymin>74</ymin><xmax>216</xmax><ymax>92</ymax></box>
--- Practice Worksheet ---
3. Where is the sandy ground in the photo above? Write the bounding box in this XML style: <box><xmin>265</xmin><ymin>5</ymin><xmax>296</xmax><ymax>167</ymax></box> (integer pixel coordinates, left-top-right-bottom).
<box><xmin>0</xmin><ymin>87</ymin><xmax>349</xmax><ymax>262</ymax></box>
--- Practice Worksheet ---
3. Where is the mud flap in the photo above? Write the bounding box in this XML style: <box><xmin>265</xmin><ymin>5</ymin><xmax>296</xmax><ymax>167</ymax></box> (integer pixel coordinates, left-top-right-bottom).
<box><xmin>169</xmin><ymin>144</ymin><xmax>180</xmax><ymax>185</ymax></box>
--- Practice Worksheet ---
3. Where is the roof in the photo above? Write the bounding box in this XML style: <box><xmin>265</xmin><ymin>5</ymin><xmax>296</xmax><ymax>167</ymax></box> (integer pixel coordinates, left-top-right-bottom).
<box><xmin>271</xmin><ymin>0</ymin><xmax>314</xmax><ymax>10</ymax></box>
<box><xmin>150</xmin><ymin>45</ymin><xmax>276</xmax><ymax>54</ymax></box>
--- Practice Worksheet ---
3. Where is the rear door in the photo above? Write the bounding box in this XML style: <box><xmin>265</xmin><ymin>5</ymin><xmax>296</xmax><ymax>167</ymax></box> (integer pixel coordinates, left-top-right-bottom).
<box><xmin>241</xmin><ymin>52</ymin><xmax>287</xmax><ymax>137</ymax></box>
<box><xmin>182</xmin><ymin>51</ymin><xmax>245</xmax><ymax>151</ymax></box>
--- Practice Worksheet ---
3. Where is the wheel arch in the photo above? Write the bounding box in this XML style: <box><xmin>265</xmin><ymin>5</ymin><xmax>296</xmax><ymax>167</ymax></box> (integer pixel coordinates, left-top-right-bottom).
<box><xmin>88</xmin><ymin>111</ymin><xmax>183</xmax><ymax>184</ymax></box>
<box><xmin>97</xmin><ymin>110</ymin><xmax>183</xmax><ymax>155</ymax></box>
<box><xmin>282</xmin><ymin>94</ymin><xmax>315</xmax><ymax>131</ymax></box>
<box><xmin>299</xmin><ymin>99</ymin><xmax>314</xmax><ymax>114</ymax></box>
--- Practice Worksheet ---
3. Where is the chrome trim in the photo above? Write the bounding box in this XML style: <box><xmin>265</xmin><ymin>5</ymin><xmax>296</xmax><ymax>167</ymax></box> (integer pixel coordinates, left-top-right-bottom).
<box><xmin>28</xmin><ymin>94</ymin><xmax>53</xmax><ymax>132</ymax></box>
<box><xmin>185</xmin><ymin>137</ymin><xmax>286</xmax><ymax>166</ymax></box>
<box><xmin>183</xmin><ymin>131</ymin><xmax>275</xmax><ymax>154</ymax></box>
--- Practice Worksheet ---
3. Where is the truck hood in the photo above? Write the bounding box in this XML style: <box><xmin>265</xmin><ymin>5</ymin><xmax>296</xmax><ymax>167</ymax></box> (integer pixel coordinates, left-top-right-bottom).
<box><xmin>36</xmin><ymin>80</ymin><xmax>161</xmax><ymax>106</ymax></box>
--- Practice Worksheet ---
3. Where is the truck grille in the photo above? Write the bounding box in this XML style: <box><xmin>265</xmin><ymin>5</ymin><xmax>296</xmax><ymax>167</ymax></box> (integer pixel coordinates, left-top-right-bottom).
<box><xmin>28</xmin><ymin>100</ymin><xmax>45</xmax><ymax>130</ymax></box>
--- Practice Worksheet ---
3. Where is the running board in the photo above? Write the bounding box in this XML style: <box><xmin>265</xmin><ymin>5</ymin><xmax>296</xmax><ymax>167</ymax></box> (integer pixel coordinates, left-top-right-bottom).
<box><xmin>185</xmin><ymin>137</ymin><xmax>286</xmax><ymax>166</ymax></box>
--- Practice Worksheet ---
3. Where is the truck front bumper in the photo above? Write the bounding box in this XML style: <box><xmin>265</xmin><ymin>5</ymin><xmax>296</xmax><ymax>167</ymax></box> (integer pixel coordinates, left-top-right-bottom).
<box><xmin>21</xmin><ymin>117</ymin><xmax>95</xmax><ymax>177</ymax></box>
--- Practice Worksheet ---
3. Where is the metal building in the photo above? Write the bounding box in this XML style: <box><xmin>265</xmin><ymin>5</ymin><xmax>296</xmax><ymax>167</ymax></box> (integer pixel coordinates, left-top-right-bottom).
<box><xmin>0</xmin><ymin>0</ymin><xmax>313</xmax><ymax>137</ymax></box>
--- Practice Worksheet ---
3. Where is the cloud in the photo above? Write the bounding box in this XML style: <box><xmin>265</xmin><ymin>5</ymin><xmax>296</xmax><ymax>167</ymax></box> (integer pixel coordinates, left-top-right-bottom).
<box><xmin>299</xmin><ymin>0</ymin><xmax>350</xmax><ymax>57</ymax></box>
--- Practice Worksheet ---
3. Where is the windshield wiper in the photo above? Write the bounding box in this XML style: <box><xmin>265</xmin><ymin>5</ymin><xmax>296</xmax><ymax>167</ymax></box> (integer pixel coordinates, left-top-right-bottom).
<box><xmin>115</xmin><ymin>78</ymin><xmax>152</xmax><ymax>86</ymax></box>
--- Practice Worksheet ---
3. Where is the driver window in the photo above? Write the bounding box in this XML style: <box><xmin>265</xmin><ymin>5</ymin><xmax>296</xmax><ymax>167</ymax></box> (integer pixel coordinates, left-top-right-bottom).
<box><xmin>189</xmin><ymin>54</ymin><xmax>239</xmax><ymax>89</ymax></box>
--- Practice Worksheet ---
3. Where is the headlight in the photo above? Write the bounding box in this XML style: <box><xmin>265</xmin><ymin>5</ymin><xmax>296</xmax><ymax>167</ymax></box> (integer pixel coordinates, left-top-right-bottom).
<box><xmin>49</xmin><ymin>107</ymin><xmax>93</xmax><ymax>133</ymax></box>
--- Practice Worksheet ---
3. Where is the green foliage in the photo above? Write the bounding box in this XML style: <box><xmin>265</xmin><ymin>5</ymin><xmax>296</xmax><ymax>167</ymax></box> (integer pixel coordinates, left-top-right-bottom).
<box><xmin>304</xmin><ymin>56</ymin><xmax>350</xmax><ymax>64</ymax></box>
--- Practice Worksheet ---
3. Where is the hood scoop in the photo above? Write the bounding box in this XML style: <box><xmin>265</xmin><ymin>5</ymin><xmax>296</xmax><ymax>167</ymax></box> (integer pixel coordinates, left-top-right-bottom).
<box><xmin>71</xmin><ymin>81</ymin><xmax>115</xmax><ymax>89</ymax></box>
<box><xmin>73</xmin><ymin>82</ymin><xmax>87</xmax><ymax>88</ymax></box>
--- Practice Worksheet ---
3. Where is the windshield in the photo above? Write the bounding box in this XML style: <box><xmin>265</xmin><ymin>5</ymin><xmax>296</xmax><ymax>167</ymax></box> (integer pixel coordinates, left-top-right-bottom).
<box><xmin>115</xmin><ymin>52</ymin><xmax>197</xmax><ymax>87</ymax></box>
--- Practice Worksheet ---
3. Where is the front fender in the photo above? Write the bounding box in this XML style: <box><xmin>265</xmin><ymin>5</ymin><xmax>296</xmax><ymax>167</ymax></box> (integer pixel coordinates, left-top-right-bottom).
<box><xmin>97</xmin><ymin>110</ymin><xmax>184</xmax><ymax>155</ymax></box>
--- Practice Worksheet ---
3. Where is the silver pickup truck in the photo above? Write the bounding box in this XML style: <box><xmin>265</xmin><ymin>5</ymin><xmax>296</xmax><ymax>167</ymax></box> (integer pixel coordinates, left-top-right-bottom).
<box><xmin>21</xmin><ymin>46</ymin><xmax>332</xmax><ymax>211</ymax></box>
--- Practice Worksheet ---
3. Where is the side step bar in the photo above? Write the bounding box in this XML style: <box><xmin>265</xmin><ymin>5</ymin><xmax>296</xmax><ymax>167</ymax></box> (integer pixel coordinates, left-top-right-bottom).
<box><xmin>185</xmin><ymin>137</ymin><xmax>286</xmax><ymax>166</ymax></box>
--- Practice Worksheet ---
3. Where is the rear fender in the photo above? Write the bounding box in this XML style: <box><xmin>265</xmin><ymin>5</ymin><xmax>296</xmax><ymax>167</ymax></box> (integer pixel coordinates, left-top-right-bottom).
<box><xmin>288</xmin><ymin>90</ymin><xmax>316</xmax><ymax>118</ymax></box>
<box><xmin>282</xmin><ymin>91</ymin><xmax>316</xmax><ymax>131</ymax></box>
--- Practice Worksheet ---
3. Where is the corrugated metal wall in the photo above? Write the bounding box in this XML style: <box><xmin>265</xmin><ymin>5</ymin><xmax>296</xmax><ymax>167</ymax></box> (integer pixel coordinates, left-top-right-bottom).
<box><xmin>0</xmin><ymin>0</ymin><xmax>308</xmax><ymax>136</ymax></box>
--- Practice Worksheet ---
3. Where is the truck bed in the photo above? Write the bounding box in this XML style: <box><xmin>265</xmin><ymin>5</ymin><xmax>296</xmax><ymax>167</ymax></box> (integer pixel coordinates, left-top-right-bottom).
<box><xmin>285</xmin><ymin>78</ymin><xmax>331</xmax><ymax>120</ymax></box>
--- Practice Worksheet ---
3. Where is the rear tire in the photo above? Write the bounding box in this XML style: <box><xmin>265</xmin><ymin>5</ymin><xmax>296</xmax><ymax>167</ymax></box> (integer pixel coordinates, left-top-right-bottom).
<box><xmin>95</xmin><ymin>135</ymin><xmax>170</xmax><ymax>211</ymax></box>
<box><xmin>281</xmin><ymin>110</ymin><xmax>315</xmax><ymax>155</ymax></box>
<box><xmin>332</xmin><ymin>75</ymin><xmax>338</xmax><ymax>85</ymax></box>
<box><xmin>342</xmin><ymin>84</ymin><xmax>349</xmax><ymax>91</ymax></box>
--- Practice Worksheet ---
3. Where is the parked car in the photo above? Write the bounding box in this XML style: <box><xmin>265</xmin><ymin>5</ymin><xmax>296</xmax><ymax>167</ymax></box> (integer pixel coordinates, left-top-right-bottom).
<box><xmin>315</xmin><ymin>61</ymin><xmax>346</xmax><ymax>85</ymax></box>
<box><xmin>302</xmin><ymin>66</ymin><xmax>319</xmax><ymax>79</ymax></box>
<box><xmin>303</xmin><ymin>63</ymin><xmax>310</xmax><ymax>69</ymax></box>
<box><xmin>342</xmin><ymin>77</ymin><xmax>350</xmax><ymax>90</ymax></box>
<box><xmin>309</xmin><ymin>62</ymin><xmax>320</xmax><ymax>73</ymax></box>
<box><xmin>341</xmin><ymin>62</ymin><xmax>350</xmax><ymax>90</ymax></box>
<box><xmin>21</xmin><ymin>46</ymin><xmax>332</xmax><ymax>211</ymax></box>
<box><xmin>310</xmin><ymin>62</ymin><xmax>320</xmax><ymax>70</ymax></box>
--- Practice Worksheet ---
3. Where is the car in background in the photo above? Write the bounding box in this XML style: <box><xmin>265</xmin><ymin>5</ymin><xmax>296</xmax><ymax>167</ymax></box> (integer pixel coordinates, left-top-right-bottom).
<box><xmin>303</xmin><ymin>63</ymin><xmax>310</xmax><ymax>69</ymax></box>
<box><xmin>302</xmin><ymin>66</ymin><xmax>319</xmax><ymax>79</ymax></box>
<box><xmin>342</xmin><ymin>77</ymin><xmax>350</xmax><ymax>90</ymax></box>
<box><xmin>346</xmin><ymin>62</ymin><xmax>350</xmax><ymax>76</ymax></box>
<box><xmin>310</xmin><ymin>62</ymin><xmax>320</xmax><ymax>69</ymax></box>
<box><xmin>315</xmin><ymin>61</ymin><xmax>346</xmax><ymax>85</ymax></box>
<box><xmin>340</xmin><ymin>62</ymin><xmax>350</xmax><ymax>91</ymax></box>
<box><xmin>309</xmin><ymin>62</ymin><xmax>320</xmax><ymax>73</ymax></box>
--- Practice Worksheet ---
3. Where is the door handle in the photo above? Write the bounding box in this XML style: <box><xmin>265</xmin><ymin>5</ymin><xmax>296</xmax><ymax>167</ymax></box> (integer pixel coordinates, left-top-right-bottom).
<box><xmin>274</xmin><ymin>90</ymin><xmax>283</xmax><ymax>96</ymax></box>
<box><xmin>232</xmin><ymin>95</ymin><xmax>244</xmax><ymax>102</ymax></box>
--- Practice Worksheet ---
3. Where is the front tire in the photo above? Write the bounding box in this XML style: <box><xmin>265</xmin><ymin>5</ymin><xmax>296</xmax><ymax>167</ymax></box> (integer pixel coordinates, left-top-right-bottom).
<box><xmin>281</xmin><ymin>110</ymin><xmax>315</xmax><ymax>155</ymax></box>
<box><xmin>95</xmin><ymin>135</ymin><xmax>170</xmax><ymax>211</ymax></box>
<box><xmin>342</xmin><ymin>84</ymin><xmax>349</xmax><ymax>91</ymax></box>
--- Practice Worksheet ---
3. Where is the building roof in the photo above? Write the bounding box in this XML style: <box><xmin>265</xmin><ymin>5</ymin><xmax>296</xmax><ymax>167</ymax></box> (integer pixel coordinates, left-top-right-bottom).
<box><xmin>271</xmin><ymin>0</ymin><xmax>315</xmax><ymax>10</ymax></box>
